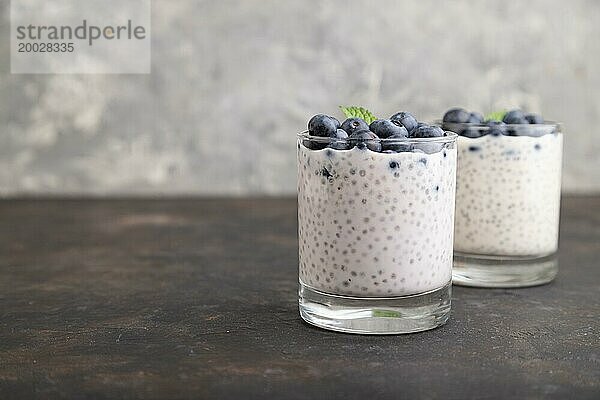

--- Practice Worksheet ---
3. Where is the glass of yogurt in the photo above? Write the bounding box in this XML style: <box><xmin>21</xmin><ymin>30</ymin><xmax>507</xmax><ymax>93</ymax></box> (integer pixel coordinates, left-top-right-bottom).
<box><xmin>297</xmin><ymin>110</ymin><xmax>457</xmax><ymax>334</ymax></box>
<box><xmin>442</xmin><ymin>108</ymin><xmax>563</xmax><ymax>287</ymax></box>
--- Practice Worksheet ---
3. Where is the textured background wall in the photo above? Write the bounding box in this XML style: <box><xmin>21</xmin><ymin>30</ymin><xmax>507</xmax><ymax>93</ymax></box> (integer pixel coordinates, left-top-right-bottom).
<box><xmin>1</xmin><ymin>0</ymin><xmax>599</xmax><ymax>196</ymax></box>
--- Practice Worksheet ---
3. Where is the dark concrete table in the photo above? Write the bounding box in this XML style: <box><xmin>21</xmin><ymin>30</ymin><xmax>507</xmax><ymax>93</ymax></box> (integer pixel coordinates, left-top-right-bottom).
<box><xmin>0</xmin><ymin>197</ymin><xmax>599</xmax><ymax>399</ymax></box>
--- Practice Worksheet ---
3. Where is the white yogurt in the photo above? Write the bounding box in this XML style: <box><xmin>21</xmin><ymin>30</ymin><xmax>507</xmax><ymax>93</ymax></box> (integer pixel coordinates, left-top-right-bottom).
<box><xmin>454</xmin><ymin>132</ymin><xmax>563</xmax><ymax>257</ymax></box>
<box><xmin>297</xmin><ymin>143</ymin><xmax>456</xmax><ymax>297</ymax></box>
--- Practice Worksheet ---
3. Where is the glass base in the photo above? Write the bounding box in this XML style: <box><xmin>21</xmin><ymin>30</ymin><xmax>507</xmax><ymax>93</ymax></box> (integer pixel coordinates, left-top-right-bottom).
<box><xmin>453</xmin><ymin>252</ymin><xmax>558</xmax><ymax>288</ymax></box>
<box><xmin>298</xmin><ymin>282</ymin><xmax>451</xmax><ymax>335</ymax></box>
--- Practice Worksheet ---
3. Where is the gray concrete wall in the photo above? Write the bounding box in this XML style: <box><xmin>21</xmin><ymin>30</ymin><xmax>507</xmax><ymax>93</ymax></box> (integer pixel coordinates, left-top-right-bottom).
<box><xmin>1</xmin><ymin>0</ymin><xmax>599</xmax><ymax>196</ymax></box>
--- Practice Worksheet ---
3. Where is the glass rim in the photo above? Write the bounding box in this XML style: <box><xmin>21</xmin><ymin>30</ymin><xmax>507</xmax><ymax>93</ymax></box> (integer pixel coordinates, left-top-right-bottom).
<box><xmin>437</xmin><ymin>120</ymin><xmax>562</xmax><ymax>130</ymax></box>
<box><xmin>297</xmin><ymin>130</ymin><xmax>458</xmax><ymax>144</ymax></box>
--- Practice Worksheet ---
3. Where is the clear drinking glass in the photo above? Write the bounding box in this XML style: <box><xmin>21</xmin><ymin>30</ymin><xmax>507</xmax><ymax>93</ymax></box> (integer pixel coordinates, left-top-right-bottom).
<box><xmin>297</xmin><ymin>132</ymin><xmax>458</xmax><ymax>334</ymax></box>
<box><xmin>443</xmin><ymin>121</ymin><xmax>563</xmax><ymax>287</ymax></box>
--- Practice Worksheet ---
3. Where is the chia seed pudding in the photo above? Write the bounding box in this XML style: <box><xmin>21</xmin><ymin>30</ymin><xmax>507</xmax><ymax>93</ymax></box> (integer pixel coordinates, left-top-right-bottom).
<box><xmin>298</xmin><ymin>110</ymin><xmax>457</xmax><ymax>298</ymax></box>
<box><xmin>298</xmin><ymin>145</ymin><xmax>456</xmax><ymax>296</ymax></box>
<box><xmin>443</xmin><ymin>108</ymin><xmax>563</xmax><ymax>258</ymax></box>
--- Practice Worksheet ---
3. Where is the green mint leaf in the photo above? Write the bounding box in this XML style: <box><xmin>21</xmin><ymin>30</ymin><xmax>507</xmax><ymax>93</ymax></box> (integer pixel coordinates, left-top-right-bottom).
<box><xmin>339</xmin><ymin>106</ymin><xmax>377</xmax><ymax>124</ymax></box>
<box><xmin>485</xmin><ymin>110</ymin><xmax>507</xmax><ymax>122</ymax></box>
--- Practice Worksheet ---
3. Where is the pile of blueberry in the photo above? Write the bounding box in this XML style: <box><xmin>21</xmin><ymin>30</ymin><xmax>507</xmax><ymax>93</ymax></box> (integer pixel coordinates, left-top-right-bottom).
<box><xmin>442</xmin><ymin>108</ymin><xmax>549</xmax><ymax>138</ymax></box>
<box><xmin>305</xmin><ymin>111</ymin><xmax>447</xmax><ymax>153</ymax></box>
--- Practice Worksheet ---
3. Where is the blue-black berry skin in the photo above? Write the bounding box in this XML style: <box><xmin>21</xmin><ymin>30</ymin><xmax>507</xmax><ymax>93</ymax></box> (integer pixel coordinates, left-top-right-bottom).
<box><xmin>486</xmin><ymin>120</ymin><xmax>509</xmax><ymax>136</ymax></box>
<box><xmin>328</xmin><ymin>129</ymin><xmax>350</xmax><ymax>150</ymax></box>
<box><xmin>467</xmin><ymin>112</ymin><xmax>484</xmax><ymax>124</ymax></box>
<box><xmin>410</xmin><ymin>125</ymin><xmax>444</xmax><ymax>153</ymax></box>
<box><xmin>369</xmin><ymin>119</ymin><xmax>407</xmax><ymax>139</ymax></box>
<box><xmin>410</xmin><ymin>125</ymin><xmax>444</xmax><ymax>138</ymax></box>
<box><xmin>414</xmin><ymin>122</ymin><xmax>428</xmax><ymax>131</ymax></box>
<box><xmin>525</xmin><ymin>113</ymin><xmax>544</xmax><ymax>124</ymax></box>
<box><xmin>390</xmin><ymin>111</ymin><xmax>418</xmax><ymax>132</ymax></box>
<box><xmin>303</xmin><ymin>139</ymin><xmax>327</xmax><ymax>150</ymax></box>
<box><xmin>461</xmin><ymin>126</ymin><xmax>485</xmax><ymax>138</ymax></box>
<box><xmin>308</xmin><ymin>114</ymin><xmax>340</xmax><ymax>137</ymax></box>
<box><xmin>443</xmin><ymin>108</ymin><xmax>470</xmax><ymax>123</ymax></box>
<box><xmin>349</xmin><ymin>130</ymin><xmax>382</xmax><ymax>152</ymax></box>
<box><xmin>382</xmin><ymin>132</ymin><xmax>412</xmax><ymax>152</ymax></box>
<box><xmin>502</xmin><ymin>109</ymin><xmax>528</xmax><ymax>124</ymax></box>
<box><xmin>341</xmin><ymin>118</ymin><xmax>370</xmax><ymax>136</ymax></box>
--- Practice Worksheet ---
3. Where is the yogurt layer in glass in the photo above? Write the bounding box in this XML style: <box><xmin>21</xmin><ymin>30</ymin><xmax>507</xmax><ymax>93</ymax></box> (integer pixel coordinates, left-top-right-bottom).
<box><xmin>454</xmin><ymin>131</ymin><xmax>563</xmax><ymax>256</ymax></box>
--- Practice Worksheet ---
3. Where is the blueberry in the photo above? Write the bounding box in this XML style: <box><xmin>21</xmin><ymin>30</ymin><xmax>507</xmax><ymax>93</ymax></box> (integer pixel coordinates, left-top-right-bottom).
<box><xmin>349</xmin><ymin>130</ymin><xmax>382</xmax><ymax>152</ymax></box>
<box><xmin>369</xmin><ymin>119</ymin><xmax>408</xmax><ymax>139</ymax></box>
<box><xmin>302</xmin><ymin>139</ymin><xmax>327</xmax><ymax>150</ymax></box>
<box><xmin>443</xmin><ymin>108</ymin><xmax>470</xmax><ymax>123</ymax></box>
<box><xmin>382</xmin><ymin>133</ymin><xmax>412</xmax><ymax>152</ymax></box>
<box><xmin>308</xmin><ymin>114</ymin><xmax>340</xmax><ymax>137</ymax></box>
<box><xmin>467</xmin><ymin>112</ymin><xmax>484</xmax><ymax>124</ymax></box>
<box><xmin>305</xmin><ymin>117</ymin><xmax>347</xmax><ymax>150</ymax></box>
<box><xmin>390</xmin><ymin>111</ymin><xmax>418</xmax><ymax>132</ymax></box>
<box><xmin>525</xmin><ymin>113</ymin><xmax>544</xmax><ymax>124</ymax></box>
<box><xmin>410</xmin><ymin>125</ymin><xmax>444</xmax><ymax>138</ymax></box>
<box><xmin>304</xmin><ymin>126</ymin><xmax>348</xmax><ymax>150</ymax></box>
<box><xmin>460</xmin><ymin>126</ymin><xmax>485</xmax><ymax>138</ymax></box>
<box><xmin>336</xmin><ymin>128</ymin><xmax>349</xmax><ymax>138</ymax></box>
<box><xmin>502</xmin><ymin>109</ymin><xmax>528</xmax><ymax>124</ymax></box>
<box><xmin>486</xmin><ymin>120</ymin><xmax>508</xmax><ymax>136</ymax></box>
<box><xmin>410</xmin><ymin>125</ymin><xmax>444</xmax><ymax>153</ymax></box>
<box><xmin>413</xmin><ymin>121</ymin><xmax>428</xmax><ymax>132</ymax></box>
<box><xmin>341</xmin><ymin>118</ymin><xmax>370</xmax><ymax>135</ymax></box>
<box><xmin>430</xmin><ymin>126</ymin><xmax>445</xmax><ymax>137</ymax></box>
<box><xmin>328</xmin><ymin>129</ymin><xmax>350</xmax><ymax>150</ymax></box>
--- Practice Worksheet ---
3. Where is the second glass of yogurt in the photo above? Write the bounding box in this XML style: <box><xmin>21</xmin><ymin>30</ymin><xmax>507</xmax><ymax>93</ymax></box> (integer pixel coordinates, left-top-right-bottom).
<box><xmin>298</xmin><ymin>110</ymin><xmax>458</xmax><ymax>334</ymax></box>
<box><xmin>442</xmin><ymin>108</ymin><xmax>563</xmax><ymax>287</ymax></box>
